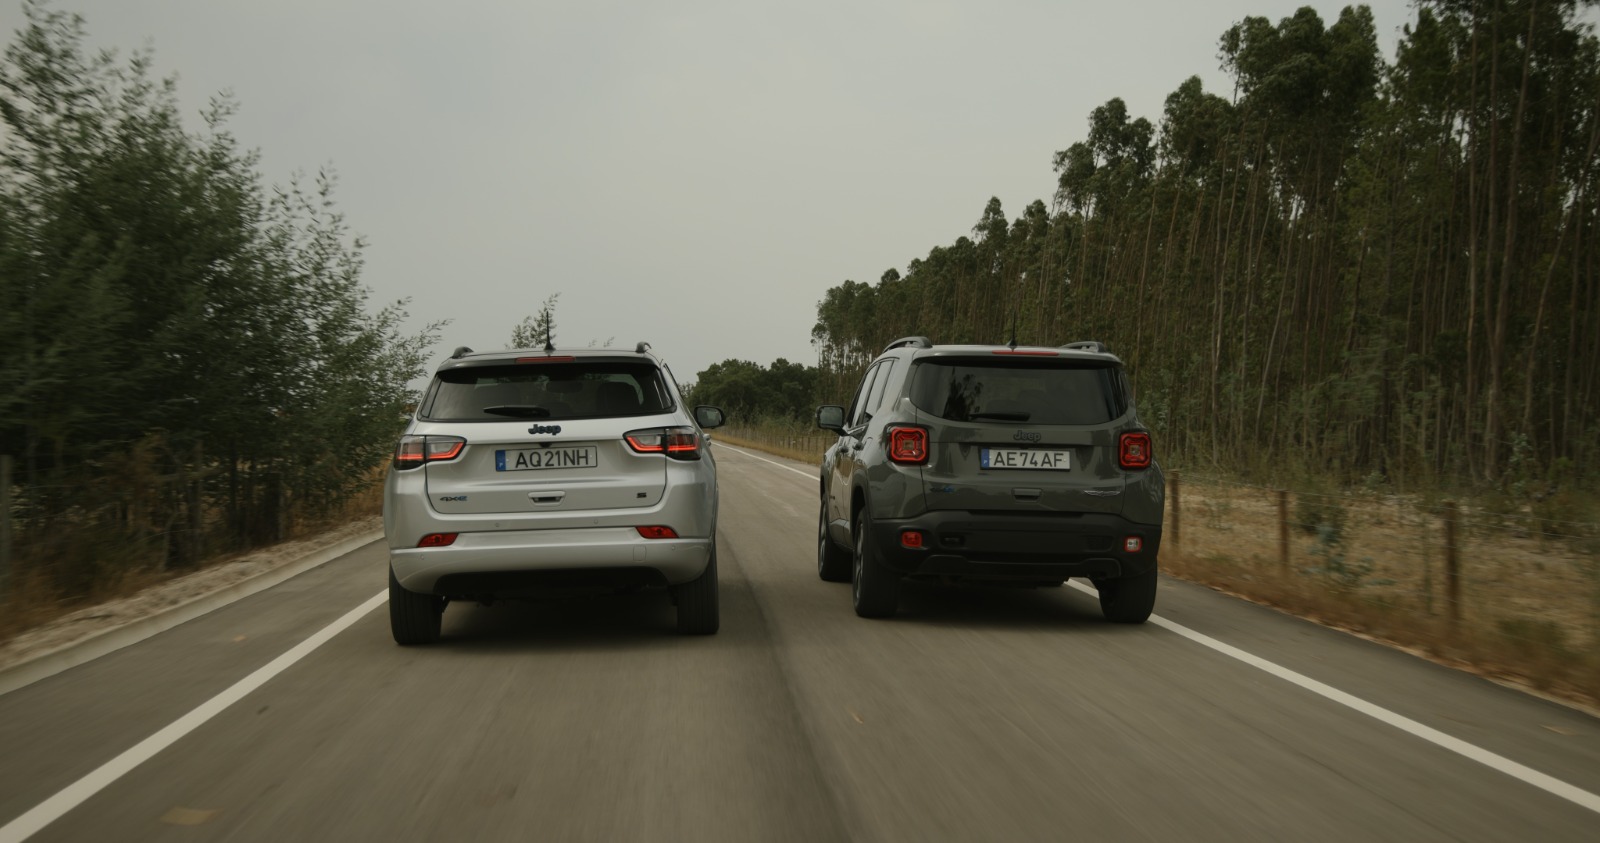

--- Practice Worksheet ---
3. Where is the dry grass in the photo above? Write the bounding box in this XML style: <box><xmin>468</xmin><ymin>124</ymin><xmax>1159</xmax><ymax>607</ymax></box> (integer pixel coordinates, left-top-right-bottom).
<box><xmin>1166</xmin><ymin>478</ymin><xmax>1600</xmax><ymax>709</ymax></box>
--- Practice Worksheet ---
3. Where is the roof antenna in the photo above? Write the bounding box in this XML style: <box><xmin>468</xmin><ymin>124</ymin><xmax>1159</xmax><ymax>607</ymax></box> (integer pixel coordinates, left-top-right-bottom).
<box><xmin>542</xmin><ymin>305</ymin><xmax>554</xmax><ymax>353</ymax></box>
<box><xmin>1007</xmin><ymin>301</ymin><xmax>1019</xmax><ymax>351</ymax></box>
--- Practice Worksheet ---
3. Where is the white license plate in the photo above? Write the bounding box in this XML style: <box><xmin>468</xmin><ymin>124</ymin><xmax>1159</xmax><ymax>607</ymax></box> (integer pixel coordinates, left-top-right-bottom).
<box><xmin>980</xmin><ymin>448</ymin><xmax>1070</xmax><ymax>470</ymax></box>
<box><xmin>496</xmin><ymin>446</ymin><xmax>599</xmax><ymax>471</ymax></box>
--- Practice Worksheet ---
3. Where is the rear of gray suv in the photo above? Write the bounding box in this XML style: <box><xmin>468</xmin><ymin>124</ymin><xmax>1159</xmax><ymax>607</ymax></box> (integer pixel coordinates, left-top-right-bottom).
<box><xmin>816</xmin><ymin>337</ymin><xmax>1164</xmax><ymax>622</ymax></box>
<box><xmin>384</xmin><ymin>344</ymin><xmax>725</xmax><ymax>643</ymax></box>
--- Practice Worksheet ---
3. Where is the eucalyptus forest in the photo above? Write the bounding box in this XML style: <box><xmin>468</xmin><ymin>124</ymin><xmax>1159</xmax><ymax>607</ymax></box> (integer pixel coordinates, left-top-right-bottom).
<box><xmin>805</xmin><ymin>1</ymin><xmax>1600</xmax><ymax>492</ymax></box>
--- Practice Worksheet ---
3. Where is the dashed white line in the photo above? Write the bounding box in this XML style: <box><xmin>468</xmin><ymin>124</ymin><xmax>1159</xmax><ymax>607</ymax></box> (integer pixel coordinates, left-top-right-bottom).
<box><xmin>1064</xmin><ymin>580</ymin><xmax>1600</xmax><ymax>815</ymax></box>
<box><xmin>0</xmin><ymin>591</ymin><xmax>387</xmax><ymax>843</ymax></box>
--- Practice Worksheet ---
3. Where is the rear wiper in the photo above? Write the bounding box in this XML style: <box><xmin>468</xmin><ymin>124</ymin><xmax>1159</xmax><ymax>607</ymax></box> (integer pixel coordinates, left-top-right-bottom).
<box><xmin>482</xmin><ymin>405</ymin><xmax>552</xmax><ymax>418</ymax></box>
<box><xmin>969</xmin><ymin>411</ymin><xmax>1031</xmax><ymax>421</ymax></box>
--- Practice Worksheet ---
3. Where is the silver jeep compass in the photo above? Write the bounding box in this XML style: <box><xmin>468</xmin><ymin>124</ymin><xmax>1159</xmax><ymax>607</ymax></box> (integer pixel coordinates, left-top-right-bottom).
<box><xmin>384</xmin><ymin>343</ymin><xmax>725</xmax><ymax>643</ymax></box>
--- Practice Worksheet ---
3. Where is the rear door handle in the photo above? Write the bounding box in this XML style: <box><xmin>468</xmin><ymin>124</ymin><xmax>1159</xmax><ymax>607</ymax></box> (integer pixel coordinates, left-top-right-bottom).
<box><xmin>529</xmin><ymin>491</ymin><xmax>566</xmax><ymax>505</ymax></box>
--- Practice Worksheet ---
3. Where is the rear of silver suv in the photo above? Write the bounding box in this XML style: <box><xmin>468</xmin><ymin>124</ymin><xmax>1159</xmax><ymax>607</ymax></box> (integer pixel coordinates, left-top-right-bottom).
<box><xmin>384</xmin><ymin>344</ymin><xmax>725</xmax><ymax>643</ymax></box>
<box><xmin>816</xmin><ymin>338</ymin><xmax>1164</xmax><ymax>622</ymax></box>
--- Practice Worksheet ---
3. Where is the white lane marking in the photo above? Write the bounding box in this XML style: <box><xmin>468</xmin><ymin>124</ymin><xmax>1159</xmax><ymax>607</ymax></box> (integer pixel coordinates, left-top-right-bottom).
<box><xmin>0</xmin><ymin>591</ymin><xmax>387</xmax><ymax>843</ymax></box>
<box><xmin>716</xmin><ymin>443</ymin><xmax>817</xmax><ymax>480</ymax></box>
<box><xmin>1064</xmin><ymin>581</ymin><xmax>1600</xmax><ymax>815</ymax></box>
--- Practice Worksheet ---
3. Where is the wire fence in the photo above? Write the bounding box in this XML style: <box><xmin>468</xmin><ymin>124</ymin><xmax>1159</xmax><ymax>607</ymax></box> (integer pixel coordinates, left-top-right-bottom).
<box><xmin>716</xmin><ymin>427</ymin><xmax>832</xmax><ymax>462</ymax></box>
<box><xmin>1164</xmin><ymin>471</ymin><xmax>1600</xmax><ymax>662</ymax></box>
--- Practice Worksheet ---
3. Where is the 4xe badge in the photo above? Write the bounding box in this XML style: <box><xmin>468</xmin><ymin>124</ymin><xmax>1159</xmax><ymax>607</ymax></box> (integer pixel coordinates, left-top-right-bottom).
<box><xmin>1013</xmin><ymin>430</ymin><xmax>1042</xmax><ymax>442</ymax></box>
<box><xmin>528</xmin><ymin>424</ymin><xmax>563</xmax><ymax>435</ymax></box>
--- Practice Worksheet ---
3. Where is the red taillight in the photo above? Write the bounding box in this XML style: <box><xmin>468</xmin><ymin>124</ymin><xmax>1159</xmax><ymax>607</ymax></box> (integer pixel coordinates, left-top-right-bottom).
<box><xmin>515</xmin><ymin>356</ymin><xmax>576</xmax><ymax>363</ymax></box>
<box><xmin>394</xmin><ymin>435</ymin><xmax>467</xmax><ymax>470</ymax></box>
<box><xmin>990</xmin><ymin>349</ymin><xmax>1059</xmax><ymax>356</ymax></box>
<box><xmin>636</xmin><ymin>526</ymin><xmax>679</xmax><ymax>539</ymax></box>
<box><xmin>625</xmin><ymin>427</ymin><xmax>701</xmax><ymax>460</ymax></box>
<box><xmin>1119</xmin><ymin>432</ymin><xmax>1152</xmax><ymax>470</ymax></box>
<box><xmin>417</xmin><ymin>533</ymin><xmax>458</xmax><ymax>547</ymax></box>
<box><xmin>900</xmin><ymin>530</ymin><xmax>925</xmax><ymax>549</ymax></box>
<box><xmin>887</xmin><ymin>426</ymin><xmax>928</xmax><ymax>464</ymax></box>
<box><xmin>1124</xmin><ymin>536</ymin><xmax>1142</xmax><ymax>553</ymax></box>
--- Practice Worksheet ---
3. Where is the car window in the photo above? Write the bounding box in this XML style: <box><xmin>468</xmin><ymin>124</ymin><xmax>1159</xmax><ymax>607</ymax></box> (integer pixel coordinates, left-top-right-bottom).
<box><xmin>422</xmin><ymin>361</ymin><xmax>673</xmax><ymax>421</ymax></box>
<box><xmin>908</xmin><ymin>359</ymin><xmax>1127</xmax><ymax>424</ymax></box>
<box><xmin>864</xmin><ymin>359</ymin><xmax>896</xmax><ymax>418</ymax></box>
<box><xmin>846</xmin><ymin>362</ymin><xmax>884</xmax><ymax>429</ymax></box>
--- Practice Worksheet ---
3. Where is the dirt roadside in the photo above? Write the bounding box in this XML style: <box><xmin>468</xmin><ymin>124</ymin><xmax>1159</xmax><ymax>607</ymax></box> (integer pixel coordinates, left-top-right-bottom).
<box><xmin>0</xmin><ymin>516</ymin><xmax>382</xmax><ymax>675</ymax></box>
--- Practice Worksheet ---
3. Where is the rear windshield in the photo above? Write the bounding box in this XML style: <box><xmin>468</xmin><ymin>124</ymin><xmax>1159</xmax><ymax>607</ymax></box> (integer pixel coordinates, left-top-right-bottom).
<box><xmin>421</xmin><ymin>361</ymin><xmax>674</xmax><ymax>421</ymax></box>
<box><xmin>909</xmin><ymin>359</ymin><xmax>1128</xmax><ymax>425</ymax></box>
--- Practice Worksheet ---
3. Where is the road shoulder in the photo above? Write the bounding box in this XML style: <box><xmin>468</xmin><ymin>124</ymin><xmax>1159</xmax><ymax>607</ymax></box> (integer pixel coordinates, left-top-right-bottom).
<box><xmin>0</xmin><ymin>518</ymin><xmax>383</xmax><ymax>696</ymax></box>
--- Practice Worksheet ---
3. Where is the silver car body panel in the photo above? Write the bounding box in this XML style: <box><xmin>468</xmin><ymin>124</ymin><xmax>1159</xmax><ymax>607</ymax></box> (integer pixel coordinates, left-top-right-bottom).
<box><xmin>384</xmin><ymin>350</ymin><xmax>718</xmax><ymax>595</ymax></box>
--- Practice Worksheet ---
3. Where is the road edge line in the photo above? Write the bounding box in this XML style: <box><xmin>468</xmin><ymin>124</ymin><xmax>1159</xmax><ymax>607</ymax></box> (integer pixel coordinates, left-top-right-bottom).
<box><xmin>0</xmin><ymin>590</ymin><xmax>387</xmax><ymax>843</ymax></box>
<box><xmin>1063</xmin><ymin>580</ymin><xmax>1600</xmax><ymax>815</ymax></box>
<box><xmin>716</xmin><ymin>443</ymin><xmax>816</xmax><ymax>479</ymax></box>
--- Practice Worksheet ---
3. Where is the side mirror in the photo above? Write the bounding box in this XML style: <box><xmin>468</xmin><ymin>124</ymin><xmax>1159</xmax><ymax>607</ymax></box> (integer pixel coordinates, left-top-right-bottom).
<box><xmin>816</xmin><ymin>405</ymin><xmax>846</xmax><ymax>433</ymax></box>
<box><xmin>694</xmin><ymin>405</ymin><xmax>725</xmax><ymax>429</ymax></box>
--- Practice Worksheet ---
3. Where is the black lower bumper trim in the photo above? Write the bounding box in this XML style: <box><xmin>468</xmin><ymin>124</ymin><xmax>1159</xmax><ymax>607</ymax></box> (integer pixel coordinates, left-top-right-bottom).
<box><xmin>870</xmin><ymin>510</ymin><xmax>1161</xmax><ymax>582</ymax></box>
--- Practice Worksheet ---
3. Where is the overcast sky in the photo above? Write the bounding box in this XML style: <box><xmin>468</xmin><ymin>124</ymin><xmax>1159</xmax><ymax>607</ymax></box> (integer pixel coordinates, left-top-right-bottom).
<box><xmin>45</xmin><ymin>0</ymin><xmax>1419</xmax><ymax>382</ymax></box>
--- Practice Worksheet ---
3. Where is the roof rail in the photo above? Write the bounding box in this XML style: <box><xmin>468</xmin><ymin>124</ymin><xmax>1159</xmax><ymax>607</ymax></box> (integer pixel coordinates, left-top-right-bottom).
<box><xmin>450</xmin><ymin>345</ymin><xmax>474</xmax><ymax>359</ymax></box>
<box><xmin>635</xmin><ymin>341</ymin><xmax>651</xmax><ymax>354</ymax></box>
<box><xmin>882</xmin><ymin>336</ymin><xmax>933</xmax><ymax>353</ymax></box>
<box><xmin>1062</xmin><ymin>341</ymin><xmax>1110</xmax><ymax>354</ymax></box>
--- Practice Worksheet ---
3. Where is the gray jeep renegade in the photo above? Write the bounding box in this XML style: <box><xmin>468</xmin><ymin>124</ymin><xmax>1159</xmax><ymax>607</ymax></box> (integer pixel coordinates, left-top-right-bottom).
<box><xmin>815</xmin><ymin>337</ymin><xmax>1164</xmax><ymax>622</ymax></box>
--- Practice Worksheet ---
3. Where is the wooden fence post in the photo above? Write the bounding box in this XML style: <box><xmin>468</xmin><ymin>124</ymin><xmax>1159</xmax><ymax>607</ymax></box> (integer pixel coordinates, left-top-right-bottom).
<box><xmin>1278</xmin><ymin>489</ymin><xmax>1290</xmax><ymax>571</ymax></box>
<box><xmin>1169</xmin><ymin>470</ymin><xmax>1180</xmax><ymax>548</ymax></box>
<box><xmin>1444</xmin><ymin>500</ymin><xmax>1460</xmax><ymax>626</ymax></box>
<box><xmin>0</xmin><ymin>455</ymin><xmax>12</xmax><ymax>601</ymax></box>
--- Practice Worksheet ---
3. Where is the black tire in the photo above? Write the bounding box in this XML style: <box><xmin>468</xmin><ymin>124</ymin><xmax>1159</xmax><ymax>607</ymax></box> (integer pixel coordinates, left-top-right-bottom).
<box><xmin>675</xmin><ymin>544</ymin><xmax>720</xmax><ymax>635</ymax></box>
<box><xmin>851</xmin><ymin>508</ymin><xmax>899</xmax><ymax>618</ymax></box>
<box><xmin>1097</xmin><ymin>565</ymin><xmax>1158</xmax><ymax>624</ymax></box>
<box><xmin>818</xmin><ymin>500</ymin><xmax>851</xmax><ymax>582</ymax></box>
<box><xmin>389</xmin><ymin>566</ymin><xmax>444</xmax><ymax>645</ymax></box>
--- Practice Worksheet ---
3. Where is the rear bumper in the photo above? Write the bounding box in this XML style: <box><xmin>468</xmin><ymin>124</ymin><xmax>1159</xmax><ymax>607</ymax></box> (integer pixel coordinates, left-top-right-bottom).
<box><xmin>390</xmin><ymin>527</ymin><xmax>712</xmax><ymax>594</ymax></box>
<box><xmin>869</xmin><ymin>510</ymin><xmax>1160</xmax><ymax>582</ymax></box>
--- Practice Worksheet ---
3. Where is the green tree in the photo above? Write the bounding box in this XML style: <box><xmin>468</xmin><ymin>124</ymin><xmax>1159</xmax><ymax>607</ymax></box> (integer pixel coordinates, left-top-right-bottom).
<box><xmin>0</xmin><ymin>1</ymin><xmax>441</xmax><ymax>574</ymax></box>
<box><xmin>689</xmin><ymin>358</ymin><xmax>820</xmax><ymax>421</ymax></box>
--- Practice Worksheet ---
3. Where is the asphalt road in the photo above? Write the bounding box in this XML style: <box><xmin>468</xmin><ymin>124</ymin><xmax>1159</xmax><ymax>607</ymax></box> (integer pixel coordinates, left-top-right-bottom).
<box><xmin>1</xmin><ymin>443</ymin><xmax>1597</xmax><ymax>842</ymax></box>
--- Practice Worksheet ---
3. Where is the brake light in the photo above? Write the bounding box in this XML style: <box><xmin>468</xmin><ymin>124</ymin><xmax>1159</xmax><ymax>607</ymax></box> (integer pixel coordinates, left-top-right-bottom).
<box><xmin>394</xmin><ymin>435</ymin><xmax>467</xmax><ymax>470</ymax></box>
<box><xmin>887</xmin><ymin>426</ymin><xmax>928</xmax><ymax>464</ymax></box>
<box><xmin>417</xmin><ymin>533</ymin><xmax>458</xmax><ymax>547</ymax></box>
<box><xmin>1119</xmin><ymin>432</ymin><xmax>1152</xmax><ymax>469</ymax></box>
<box><xmin>990</xmin><ymin>349</ymin><xmax>1059</xmax><ymax>356</ymax></box>
<box><xmin>636</xmin><ymin>526</ymin><xmax>679</xmax><ymax>539</ymax></box>
<box><xmin>625</xmin><ymin>426</ymin><xmax>702</xmax><ymax>460</ymax></box>
<box><xmin>900</xmin><ymin>530</ymin><xmax>926</xmax><ymax>549</ymax></box>
<box><xmin>515</xmin><ymin>356</ymin><xmax>576</xmax><ymax>363</ymax></box>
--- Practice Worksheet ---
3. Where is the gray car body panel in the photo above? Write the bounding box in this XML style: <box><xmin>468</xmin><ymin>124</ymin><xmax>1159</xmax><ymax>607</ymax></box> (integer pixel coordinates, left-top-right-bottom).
<box><xmin>819</xmin><ymin>340</ymin><xmax>1164</xmax><ymax>582</ymax></box>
